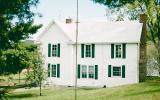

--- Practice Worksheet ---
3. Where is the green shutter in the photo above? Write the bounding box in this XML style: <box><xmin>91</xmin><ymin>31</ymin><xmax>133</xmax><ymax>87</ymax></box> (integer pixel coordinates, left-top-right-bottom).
<box><xmin>108</xmin><ymin>65</ymin><xmax>111</xmax><ymax>77</ymax></box>
<box><xmin>78</xmin><ymin>64</ymin><xmax>80</xmax><ymax>79</ymax></box>
<box><xmin>92</xmin><ymin>44</ymin><xmax>95</xmax><ymax>58</ymax></box>
<box><xmin>122</xmin><ymin>43</ymin><xmax>126</xmax><ymax>59</ymax></box>
<box><xmin>48</xmin><ymin>43</ymin><xmax>51</xmax><ymax>57</ymax></box>
<box><xmin>48</xmin><ymin>64</ymin><xmax>50</xmax><ymax>77</ymax></box>
<box><xmin>81</xmin><ymin>44</ymin><xmax>84</xmax><ymax>58</ymax></box>
<box><xmin>57</xmin><ymin>43</ymin><xmax>60</xmax><ymax>57</ymax></box>
<box><xmin>122</xmin><ymin>65</ymin><xmax>125</xmax><ymax>78</ymax></box>
<box><xmin>95</xmin><ymin>65</ymin><xmax>98</xmax><ymax>80</ymax></box>
<box><xmin>111</xmin><ymin>44</ymin><xmax>114</xmax><ymax>59</ymax></box>
<box><xmin>57</xmin><ymin>64</ymin><xmax>60</xmax><ymax>78</ymax></box>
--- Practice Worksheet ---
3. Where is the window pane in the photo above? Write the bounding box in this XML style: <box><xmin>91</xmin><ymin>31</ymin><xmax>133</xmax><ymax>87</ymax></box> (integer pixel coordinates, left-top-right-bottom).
<box><xmin>88</xmin><ymin>66</ymin><xmax>94</xmax><ymax>78</ymax></box>
<box><xmin>115</xmin><ymin>45</ymin><xmax>121</xmax><ymax>58</ymax></box>
<box><xmin>86</xmin><ymin>45</ymin><xmax>91</xmax><ymax>57</ymax></box>
<box><xmin>113</xmin><ymin>67</ymin><xmax>121</xmax><ymax>76</ymax></box>
<box><xmin>52</xmin><ymin>65</ymin><xmax>56</xmax><ymax>77</ymax></box>
<box><xmin>52</xmin><ymin>45</ymin><xmax>57</xmax><ymax>57</ymax></box>
<box><xmin>81</xmin><ymin>65</ymin><xmax>87</xmax><ymax>78</ymax></box>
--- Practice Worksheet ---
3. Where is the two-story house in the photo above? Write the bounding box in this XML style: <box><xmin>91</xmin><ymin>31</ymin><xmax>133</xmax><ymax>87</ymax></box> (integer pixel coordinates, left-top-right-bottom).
<box><xmin>36</xmin><ymin>17</ymin><xmax>145</xmax><ymax>87</ymax></box>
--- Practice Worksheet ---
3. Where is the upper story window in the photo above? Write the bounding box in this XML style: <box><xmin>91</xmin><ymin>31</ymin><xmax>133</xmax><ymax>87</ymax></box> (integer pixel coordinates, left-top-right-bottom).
<box><xmin>111</xmin><ymin>43</ymin><xmax>126</xmax><ymax>59</ymax></box>
<box><xmin>86</xmin><ymin>45</ymin><xmax>91</xmax><ymax>57</ymax></box>
<box><xmin>81</xmin><ymin>44</ymin><xmax>95</xmax><ymax>58</ymax></box>
<box><xmin>115</xmin><ymin>44</ymin><xmax>122</xmax><ymax>58</ymax></box>
<box><xmin>52</xmin><ymin>44</ymin><xmax>57</xmax><ymax>57</ymax></box>
<box><xmin>48</xmin><ymin>43</ymin><xmax>60</xmax><ymax>57</ymax></box>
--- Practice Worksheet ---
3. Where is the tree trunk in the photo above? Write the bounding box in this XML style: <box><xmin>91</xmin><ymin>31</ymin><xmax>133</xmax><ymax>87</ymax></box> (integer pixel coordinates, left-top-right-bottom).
<box><xmin>157</xmin><ymin>27</ymin><xmax>160</xmax><ymax>76</ymax></box>
<box><xmin>40</xmin><ymin>81</ymin><xmax>42</xmax><ymax>96</ymax></box>
<box><xmin>19</xmin><ymin>71</ymin><xmax>20</xmax><ymax>84</ymax></box>
<box><xmin>158</xmin><ymin>39</ymin><xmax>160</xmax><ymax>76</ymax></box>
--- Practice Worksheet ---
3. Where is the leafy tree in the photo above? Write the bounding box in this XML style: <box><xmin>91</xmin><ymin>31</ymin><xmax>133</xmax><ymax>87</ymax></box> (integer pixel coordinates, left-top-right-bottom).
<box><xmin>0</xmin><ymin>0</ymin><xmax>42</xmax><ymax>78</ymax></box>
<box><xmin>0</xmin><ymin>42</ymin><xmax>39</xmax><ymax>85</ymax></box>
<box><xmin>0</xmin><ymin>43</ymin><xmax>35</xmax><ymax>74</ymax></box>
<box><xmin>92</xmin><ymin>0</ymin><xmax>160</xmax><ymax>75</ymax></box>
<box><xmin>0</xmin><ymin>0</ymin><xmax>42</xmax><ymax>50</ymax></box>
<box><xmin>0</xmin><ymin>88</ymin><xmax>9</xmax><ymax>100</ymax></box>
<box><xmin>26</xmin><ymin>48</ymin><xmax>46</xmax><ymax>96</ymax></box>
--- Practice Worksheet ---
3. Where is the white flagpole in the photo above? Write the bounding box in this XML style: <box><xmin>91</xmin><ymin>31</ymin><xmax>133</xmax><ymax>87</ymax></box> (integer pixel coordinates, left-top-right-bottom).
<box><xmin>75</xmin><ymin>0</ymin><xmax>79</xmax><ymax>100</ymax></box>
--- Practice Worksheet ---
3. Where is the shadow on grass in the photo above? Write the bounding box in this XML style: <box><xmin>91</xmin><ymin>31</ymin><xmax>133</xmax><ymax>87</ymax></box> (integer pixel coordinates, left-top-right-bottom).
<box><xmin>79</xmin><ymin>87</ymin><xmax>99</xmax><ymax>90</ymax></box>
<box><xmin>125</xmin><ymin>89</ymin><xmax>160</xmax><ymax>97</ymax></box>
<box><xmin>9</xmin><ymin>93</ymin><xmax>38</xmax><ymax>99</ymax></box>
<box><xmin>0</xmin><ymin>83</ymin><xmax>37</xmax><ymax>90</ymax></box>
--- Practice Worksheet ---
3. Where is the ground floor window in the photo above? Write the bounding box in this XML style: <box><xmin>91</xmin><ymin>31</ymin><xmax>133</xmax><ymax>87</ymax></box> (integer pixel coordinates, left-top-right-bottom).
<box><xmin>81</xmin><ymin>65</ymin><xmax>87</xmax><ymax>78</ymax></box>
<box><xmin>78</xmin><ymin>65</ymin><xmax>98</xmax><ymax>79</ymax></box>
<box><xmin>88</xmin><ymin>66</ymin><xmax>94</xmax><ymax>78</ymax></box>
<box><xmin>113</xmin><ymin>66</ymin><xmax>121</xmax><ymax>76</ymax></box>
<box><xmin>52</xmin><ymin>65</ymin><xmax>56</xmax><ymax>77</ymax></box>
<box><xmin>108</xmin><ymin>65</ymin><xmax>125</xmax><ymax>78</ymax></box>
<box><xmin>48</xmin><ymin>63</ymin><xmax>60</xmax><ymax>78</ymax></box>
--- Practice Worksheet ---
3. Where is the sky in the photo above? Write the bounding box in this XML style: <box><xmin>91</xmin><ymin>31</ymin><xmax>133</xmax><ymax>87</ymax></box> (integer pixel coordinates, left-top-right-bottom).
<box><xmin>34</xmin><ymin>0</ymin><xmax>106</xmax><ymax>25</ymax></box>
<box><xmin>32</xmin><ymin>0</ymin><xmax>107</xmax><ymax>39</ymax></box>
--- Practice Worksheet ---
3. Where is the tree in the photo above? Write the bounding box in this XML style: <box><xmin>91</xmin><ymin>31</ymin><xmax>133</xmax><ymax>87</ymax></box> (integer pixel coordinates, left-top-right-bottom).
<box><xmin>92</xmin><ymin>0</ymin><xmax>160</xmax><ymax>76</ymax></box>
<box><xmin>0</xmin><ymin>42</ymin><xmax>39</xmax><ymax>85</ymax></box>
<box><xmin>26</xmin><ymin>48</ymin><xmax>46</xmax><ymax>96</ymax></box>
<box><xmin>0</xmin><ymin>0</ymin><xmax>42</xmax><ymax>77</ymax></box>
<box><xmin>0</xmin><ymin>0</ymin><xmax>42</xmax><ymax>50</ymax></box>
<box><xmin>0</xmin><ymin>88</ymin><xmax>9</xmax><ymax>100</ymax></box>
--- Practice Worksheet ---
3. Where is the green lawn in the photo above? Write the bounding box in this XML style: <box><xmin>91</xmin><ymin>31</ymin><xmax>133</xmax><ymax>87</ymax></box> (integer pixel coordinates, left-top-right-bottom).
<box><xmin>7</xmin><ymin>81</ymin><xmax>160</xmax><ymax>100</ymax></box>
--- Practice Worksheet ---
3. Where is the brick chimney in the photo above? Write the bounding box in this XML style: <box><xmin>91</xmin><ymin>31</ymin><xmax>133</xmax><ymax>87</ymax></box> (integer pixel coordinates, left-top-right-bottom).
<box><xmin>65</xmin><ymin>18</ymin><xmax>72</xmax><ymax>24</ymax></box>
<box><xmin>139</xmin><ymin>14</ymin><xmax>147</xmax><ymax>82</ymax></box>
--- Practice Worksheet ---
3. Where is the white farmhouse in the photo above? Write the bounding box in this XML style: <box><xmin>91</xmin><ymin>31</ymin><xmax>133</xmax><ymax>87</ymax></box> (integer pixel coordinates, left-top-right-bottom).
<box><xmin>36</xmin><ymin>15</ymin><xmax>147</xmax><ymax>87</ymax></box>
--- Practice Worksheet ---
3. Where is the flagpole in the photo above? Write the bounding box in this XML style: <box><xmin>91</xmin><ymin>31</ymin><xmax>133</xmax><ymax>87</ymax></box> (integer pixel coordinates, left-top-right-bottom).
<box><xmin>75</xmin><ymin>0</ymin><xmax>79</xmax><ymax>100</ymax></box>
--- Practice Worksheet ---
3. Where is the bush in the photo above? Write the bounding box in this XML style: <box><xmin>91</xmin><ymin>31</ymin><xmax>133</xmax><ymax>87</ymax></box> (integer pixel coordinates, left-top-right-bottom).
<box><xmin>0</xmin><ymin>88</ymin><xmax>9</xmax><ymax>100</ymax></box>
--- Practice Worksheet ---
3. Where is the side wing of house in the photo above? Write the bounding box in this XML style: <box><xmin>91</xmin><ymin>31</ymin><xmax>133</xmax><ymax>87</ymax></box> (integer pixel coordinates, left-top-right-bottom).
<box><xmin>76</xmin><ymin>43</ymin><xmax>139</xmax><ymax>87</ymax></box>
<box><xmin>36</xmin><ymin>21</ymin><xmax>74</xmax><ymax>86</ymax></box>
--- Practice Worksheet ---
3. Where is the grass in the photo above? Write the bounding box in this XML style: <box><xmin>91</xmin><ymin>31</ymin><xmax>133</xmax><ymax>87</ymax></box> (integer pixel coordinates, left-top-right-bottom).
<box><xmin>6</xmin><ymin>80</ymin><xmax>160</xmax><ymax>100</ymax></box>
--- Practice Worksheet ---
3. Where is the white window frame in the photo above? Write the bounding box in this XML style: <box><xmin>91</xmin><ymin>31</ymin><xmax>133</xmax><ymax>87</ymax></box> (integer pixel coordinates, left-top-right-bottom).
<box><xmin>52</xmin><ymin>65</ymin><xmax>57</xmax><ymax>77</ymax></box>
<box><xmin>84</xmin><ymin>44</ymin><xmax>92</xmax><ymax>58</ymax></box>
<box><xmin>114</xmin><ymin>44</ymin><xmax>122</xmax><ymax>58</ymax></box>
<box><xmin>112</xmin><ymin>66</ymin><xmax>121</xmax><ymax>77</ymax></box>
<box><xmin>81</xmin><ymin>65</ymin><xmax>87</xmax><ymax>78</ymax></box>
<box><xmin>52</xmin><ymin>44</ymin><xmax>58</xmax><ymax>57</ymax></box>
<box><xmin>88</xmin><ymin>65</ymin><xmax>95</xmax><ymax>79</ymax></box>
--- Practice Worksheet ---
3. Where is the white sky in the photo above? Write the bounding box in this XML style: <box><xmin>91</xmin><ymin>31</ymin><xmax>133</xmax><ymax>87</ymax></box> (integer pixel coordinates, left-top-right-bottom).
<box><xmin>32</xmin><ymin>0</ymin><xmax>107</xmax><ymax>39</ymax></box>
<box><xmin>34</xmin><ymin>0</ymin><xmax>106</xmax><ymax>24</ymax></box>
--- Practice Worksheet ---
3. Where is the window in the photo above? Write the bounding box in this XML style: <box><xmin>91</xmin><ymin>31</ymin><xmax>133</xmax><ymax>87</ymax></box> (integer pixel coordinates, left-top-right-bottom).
<box><xmin>78</xmin><ymin>65</ymin><xmax>98</xmax><ymax>79</ymax></box>
<box><xmin>111</xmin><ymin>44</ymin><xmax>126</xmax><ymax>59</ymax></box>
<box><xmin>88</xmin><ymin>66</ymin><xmax>94</xmax><ymax>78</ymax></box>
<box><xmin>52</xmin><ymin>65</ymin><xmax>56</xmax><ymax>77</ymax></box>
<box><xmin>81</xmin><ymin>44</ymin><xmax>95</xmax><ymax>58</ymax></box>
<box><xmin>115</xmin><ymin>44</ymin><xmax>122</xmax><ymax>58</ymax></box>
<box><xmin>52</xmin><ymin>45</ymin><xmax>57</xmax><ymax>57</ymax></box>
<box><xmin>113</xmin><ymin>67</ymin><xmax>121</xmax><ymax>76</ymax></box>
<box><xmin>48</xmin><ymin>43</ymin><xmax>60</xmax><ymax>57</ymax></box>
<box><xmin>47</xmin><ymin>64</ymin><xmax>60</xmax><ymax>78</ymax></box>
<box><xmin>86</xmin><ymin>45</ymin><xmax>91</xmax><ymax>57</ymax></box>
<box><xmin>81</xmin><ymin>65</ymin><xmax>87</xmax><ymax>78</ymax></box>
